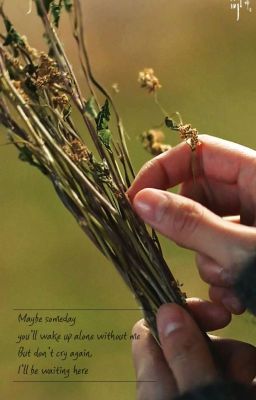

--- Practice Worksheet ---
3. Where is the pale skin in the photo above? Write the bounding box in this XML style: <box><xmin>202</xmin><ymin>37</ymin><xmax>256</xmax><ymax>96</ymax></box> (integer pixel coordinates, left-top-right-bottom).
<box><xmin>127</xmin><ymin>135</ymin><xmax>256</xmax><ymax>398</ymax></box>
<box><xmin>132</xmin><ymin>301</ymin><xmax>256</xmax><ymax>399</ymax></box>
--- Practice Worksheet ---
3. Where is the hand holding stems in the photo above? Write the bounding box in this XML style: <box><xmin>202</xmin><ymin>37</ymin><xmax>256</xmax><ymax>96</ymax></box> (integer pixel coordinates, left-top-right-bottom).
<box><xmin>132</xmin><ymin>299</ymin><xmax>256</xmax><ymax>400</ymax></box>
<box><xmin>128</xmin><ymin>134</ymin><xmax>256</xmax><ymax>398</ymax></box>
<box><xmin>128</xmin><ymin>134</ymin><xmax>256</xmax><ymax>315</ymax></box>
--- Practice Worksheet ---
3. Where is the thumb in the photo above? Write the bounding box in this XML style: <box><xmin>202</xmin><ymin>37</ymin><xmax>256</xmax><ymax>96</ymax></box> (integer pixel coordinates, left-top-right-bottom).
<box><xmin>157</xmin><ymin>303</ymin><xmax>218</xmax><ymax>393</ymax></box>
<box><xmin>132</xmin><ymin>188</ymin><xmax>256</xmax><ymax>276</ymax></box>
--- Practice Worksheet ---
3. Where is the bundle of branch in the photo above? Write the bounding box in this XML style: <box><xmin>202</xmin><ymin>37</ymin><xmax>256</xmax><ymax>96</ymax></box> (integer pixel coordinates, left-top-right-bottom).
<box><xmin>0</xmin><ymin>0</ymin><xmax>185</xmax><ymax>342</ymax></box>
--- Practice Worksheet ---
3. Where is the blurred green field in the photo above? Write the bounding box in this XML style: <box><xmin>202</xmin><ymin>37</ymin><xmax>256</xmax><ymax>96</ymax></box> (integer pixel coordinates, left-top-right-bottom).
<box><xmin>1</xmin><ymin>1</ymin><xmax>256</xmax><ymax>399</ymax></box>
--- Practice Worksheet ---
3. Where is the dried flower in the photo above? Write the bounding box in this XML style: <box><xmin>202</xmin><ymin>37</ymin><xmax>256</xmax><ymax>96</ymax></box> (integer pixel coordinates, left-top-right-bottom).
<box><xmin>140</xmin><ymin>129</ymin><xmax>171</xmax><ymax>155</ymax></box>
<box><xmin>12</xmin><ymin>80</ymin><xmax>29</xmax><ymax>102</ymax></box>
<box><xmin>21</xmin><ymin>35</ymin><xmax>39</xmax><ymax>59</ymax></box>
<box><xmin>178</xmin><ymin>124</ymin><xmax>199</xmax><ymax>151</ymax></box>
<box><xmin>138</xmin><ymin>67</ymin><xmax>161</xmax><ymax>93</ymax></box>
<box><xmin>35</xmin><ymin>53</ymin><xmax>69</xmax><ymax>89</ymax></box>
<box><xmin>1</xmin><ymin>47</ymin><xmax>21</xmax><ymax>69</ymax></box>
<box><xmin>63</xmin><ymin>139</ymin><xmax>91</xmax><ymax>163</ymax></box>
<box><xmin>165</xmin><ymin>116</ymin><xmax>199</xmax><ymax>152</ymax></box>
<box><xmin>52</xmin><ymin>93</ymin><xmax>69</xmax><ymax>109</ymax></box>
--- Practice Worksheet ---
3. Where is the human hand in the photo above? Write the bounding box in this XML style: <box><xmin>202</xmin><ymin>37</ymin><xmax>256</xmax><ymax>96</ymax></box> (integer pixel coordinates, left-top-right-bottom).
<box><xmin>128</xmin><ymin>135</ymin><xmax>256</xmax><ymax>314</ymax></box>
<box><xmin>132</xmin><ymin>299</ymin><xmax>256</xmax><ymax>399</ymax></box>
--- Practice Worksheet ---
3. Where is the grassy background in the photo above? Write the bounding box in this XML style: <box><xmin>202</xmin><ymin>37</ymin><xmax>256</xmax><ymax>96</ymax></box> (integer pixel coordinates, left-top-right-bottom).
<box><xmin>1</xmin><ymin>1</ymin><xmax>256</xmax><ymax>399</ymax></box>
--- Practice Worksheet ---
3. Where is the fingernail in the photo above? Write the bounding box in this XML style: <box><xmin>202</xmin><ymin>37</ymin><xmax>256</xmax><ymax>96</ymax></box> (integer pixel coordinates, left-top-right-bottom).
<box><xmin>222</xmin><ymin>296</ymin><xmax>244</xmax><ymax>314</ymax></box>
<box><xmin>133</xmin><ymin>190</ymin><xmax>169</xmax><ymax>223</ymax></box>
<box><xmin>157</xmin><ymin>305</ymin><xmax>184</xmax><ymax>339</ymax></box>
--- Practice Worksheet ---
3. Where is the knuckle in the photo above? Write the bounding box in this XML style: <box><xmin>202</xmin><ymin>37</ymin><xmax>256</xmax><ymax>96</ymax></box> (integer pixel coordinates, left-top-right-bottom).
<box><xmin>168</xmin><ymin>350</ymin><xmax>188</xmax><ymax>369</ymax></box>
<box><xmin>140</xmin><ymin>158</ymin><xmax>159</xmax><ymax>175</ymax></box>
<box><xmin>134</xmin><ymin>159</ymin><xmax>157</xmax><ymax>186</ymax></box>
<box><xmin>172</xmin><ymin>199</ymin><xmax>204</xmax><ymax>238</ymax></box>
<box><xmin>144</xmin><ymin>157</ymin><xmax>169</xmax><ymax>185</ymax></box>
<box><xmin>144</xmin><ymin>158</ymin><xmax>156</xmax><ymax>171</ymax></box>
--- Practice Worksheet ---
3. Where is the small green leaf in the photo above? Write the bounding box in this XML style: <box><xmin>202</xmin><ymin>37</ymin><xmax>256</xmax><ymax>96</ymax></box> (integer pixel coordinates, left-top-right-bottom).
<box><xmin>98</xmin><ymin>129</ymin><xmax>111</xmax><ymax>150</ymax></box>
<box><xmin>34</xmin><ymin>0</ymin><xmax>72</xmax><ymax>27</ymax></box>
<box><xmin>2</xmin><ymin>15</ymin><xmax>25</xmax><ymax>48</ymax></box>
<box><xmin>50</xmin><ymin>1</ymin><xmax>62</xmax><ymax>27</ymax></box>
<box><xmin>95</xmin><ymin>100</ymin><xmax>112</xmax><ymax>150</ymax></box>
<box><xmin>84</xmin><ymin>97</ymin><xmax>97</xmax><ymax>119</ymax></box>
<box><xmin>63</xmin><ymin>0</ymin><xmax>73</xmax><ymax>12</ymax></box>
<box><xmin>18</xmin><ymin>146</ymin><xmax>48</xmax><ymax>174</ymax></box>
<box><xmin>96</xmin><ymin>99</ymin><xmax>110</xmax><ymax>131</ymax></box>
<box><xmin>18</xmin><ymin>146</ymin><xmax>34</xmax><ymax>163</ymax></box>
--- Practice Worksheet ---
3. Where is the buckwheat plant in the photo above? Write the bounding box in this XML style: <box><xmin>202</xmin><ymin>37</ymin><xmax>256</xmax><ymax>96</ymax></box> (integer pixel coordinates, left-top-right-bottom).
<box><xmin>0</xmin><ymin>0</ymin><xmax>186</xmax><ymax>342</ymax></box>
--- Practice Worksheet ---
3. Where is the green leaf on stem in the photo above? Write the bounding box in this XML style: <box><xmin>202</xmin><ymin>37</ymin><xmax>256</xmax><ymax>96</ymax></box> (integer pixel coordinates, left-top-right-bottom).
<box><xmin>50</xmin><ymin>2</ymin><xmax>62</xmax><ymax>27</ymax></box>
<box><xmin>2</xmin><ymin>15</ymin><xmax>25</xmax><ymax>48</ymax></box>
<box><xmin>84</xmin><ymin>97</ymin><xmax>97</xmax><ymax>119</ymax></box>
<box><xmin>34</xmin><ymin>0</ymin><xmax>72</xmax><ymax>27</ymax></box>
<box><xmin>63</xmin><ymin>0</ymin><xmax>73</xmax><ymax>12</ymax></box>
<box><xmin>96</xmin><ymin>99</ymin><xmax>110</xmax><ymax>130</ymax></box>
<box><xmin>96</xmin><ymin>100</ymin><xmax>112</xmax><ymax>149</ymax></box>
<box><xmin>98</xmin><ymin>128</ymin><xmax>111</xmax><ymax>150</ymax></box>
<box><xmin>18</xmin><ymin>146</ymin><xmax>48</xmax><ymax>174</ymax></box>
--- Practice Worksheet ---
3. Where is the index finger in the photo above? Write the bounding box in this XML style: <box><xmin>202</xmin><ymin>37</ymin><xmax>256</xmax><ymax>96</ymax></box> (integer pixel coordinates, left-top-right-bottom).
<box><xmin>127</xmin><ymin>134</ymin><xmax>256</xmax><ymax>200</ymax></box>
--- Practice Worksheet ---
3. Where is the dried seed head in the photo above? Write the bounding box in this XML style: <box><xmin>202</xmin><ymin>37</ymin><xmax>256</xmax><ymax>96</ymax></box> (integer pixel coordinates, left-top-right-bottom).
<box><xmin>141</xmin><ymin>129</ymin><xmax>165</xmax><ymax>145</ymax></box>
<box><xmin>21</xmin><ymin>35</ymin><xmax>39</xmax><ymax>59</ymax></box>
<box><xmin>35</xmin><ymin>53</ymin><xmax>69</xmax><ymax>89</ymax></box>
<box><xmin>12</xmin><ymin>80</ymin><xmax>29</xmax><ymax>102</ymax></box>
<box><xmin>151</xmin><ymin>142</ymin><xmax>172</xmax><ymax>155</ymax></box>
<box><xmin>138</xmin><ymin>68</ymin><xmax>161</xmax><ymax>93</ymax></box>
<box><xmin>178</xmin><ymin>124</ymin><xmax>199</xmax><ymax>151</ymax></box>
<box><xmin>1</xmin><ymin>48</ymin><xmax>21</xmax><ymax>69</ymax></box>
<box><xmin>140</xmin><ymin>129</ymin><xmax>171</xmax><ymax>155</ymax></box>
<box><xmin>52</xmin><ymin>93</ymin><xmax>69</xmax><ymax>109</ymax></box>
<box><xmin>63</xmin><ymin>139</ymin><xmax>91</xmax><ymax>163</ymax></box>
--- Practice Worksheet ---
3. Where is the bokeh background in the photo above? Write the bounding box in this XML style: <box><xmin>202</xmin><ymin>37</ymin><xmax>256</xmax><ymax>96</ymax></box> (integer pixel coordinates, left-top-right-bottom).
<box><xmin>1</xmin><ymin>0</ymin><xmax>256</xmax><ymax>399</ymax></box>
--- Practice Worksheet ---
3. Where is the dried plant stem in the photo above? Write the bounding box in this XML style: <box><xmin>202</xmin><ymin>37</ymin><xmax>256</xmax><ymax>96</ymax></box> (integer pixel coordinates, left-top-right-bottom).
<box><xmin>0</xmin><ymin>1</ymin><xmax>186</xmax><ymax>342</ymax></box>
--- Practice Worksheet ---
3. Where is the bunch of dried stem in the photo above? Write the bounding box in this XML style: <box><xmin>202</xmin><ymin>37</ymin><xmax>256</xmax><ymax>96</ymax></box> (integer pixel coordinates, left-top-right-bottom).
<box><xmin>0</xmin><ymin>0</ymin><xmax>186</xmax><ymax>342</ymax></box>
